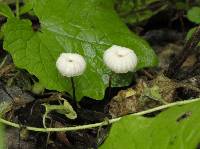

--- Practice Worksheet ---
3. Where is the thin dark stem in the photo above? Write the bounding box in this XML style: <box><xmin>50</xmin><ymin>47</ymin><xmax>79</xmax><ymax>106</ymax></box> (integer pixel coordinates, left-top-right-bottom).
<box><xmin>166</xmin><ymin>25</ymin><xmax>200</xmax><ymax>78</ymax></box>
<box><xmin>71</xmin><ymin>77</ymin><xmax>76</xmax><ymax>101</ymax></box>
<box><xmin>108</xmin><ymin>73</ymin><xmax>113</xmax><ymax>100</ymax></box>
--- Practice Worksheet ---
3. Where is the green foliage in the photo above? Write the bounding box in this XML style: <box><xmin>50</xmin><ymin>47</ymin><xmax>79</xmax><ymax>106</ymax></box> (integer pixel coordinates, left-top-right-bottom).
<box><xmin>116</xmin><ymin>0</ymin><xmax>167</xmax><ymax>24</ymax></box>
<box><xmin>187</xmin><ymin>7</ymin><xmax>200</xmax><ymax>24</ymax></box>
<box><xmin>19</xmin><ymin>0</ymin><xmax>33</xmax><ymax>15</ymax></box>
<box><xmin>186</xmin><ymin>27</ymin><xmax>197</xmax><ymax>40</ymax></box>
<box><xmin>2</xmin><ymin>0</ymin><xmax>158</xmax><ymax>101</ymax></box>
<box><xmin>0</xmin><ymin>2</ymin><xmax>14</xmax><ymax>18</ymax></box>
<box><xmin>100</xmin><ymin>100</ymin><xmax>200</xmax><ymax>149</ymax></box>
<box><xmin>31</xmin><ymin>82</ymin><xmax>45</xmax><ymax>95</ymax></box>
<box><xmin>185</xmin><ymin>0</ymin><xmax>200</xmax><ymax>47</ymax></box>
<box><xmin>186</xmin><ymin>27</ymin><xmax>200</xmax><ymax>47</ymax></box>
<box><xmin>186</xmin><ymin>6</ymin><xmax>200</xmax><ymax>46</ymax></box>
<box><xmin>175</xmin><ymin>2</ymin><xmax>188</xmax><ymax>10</ymax></box>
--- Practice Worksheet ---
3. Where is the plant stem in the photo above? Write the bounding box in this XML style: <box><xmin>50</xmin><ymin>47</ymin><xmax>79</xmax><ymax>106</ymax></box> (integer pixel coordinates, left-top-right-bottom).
<box><xmin>108</xmin><ymin>72</ymin><xmax>113</xmax><ymax>99</ymax></box>
<box><xmin>16</xmin><ymin>0</ymin><xmax>20</xmax><ymax>19</ymax></box>
<box><xmin>70</xmin><ymin>77</ymin><xmax>76</xmax><ymax>101</ymax></box>
<box><xmin>0</xmin><ymin>98</ymin><xmax>199</xmax><ymax>132</ymax></box>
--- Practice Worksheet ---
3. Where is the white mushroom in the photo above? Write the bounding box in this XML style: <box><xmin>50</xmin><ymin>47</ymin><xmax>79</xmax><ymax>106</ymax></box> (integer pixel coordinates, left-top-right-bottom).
<box><xmin>56</xmin><ymin>53</ymin><xmax>86</xmax><ymax>77</ymax></box>
<box><xmin>103</xmin><ymin>45</ymin><xmax>138</xmax><ymax>73</ymax></box>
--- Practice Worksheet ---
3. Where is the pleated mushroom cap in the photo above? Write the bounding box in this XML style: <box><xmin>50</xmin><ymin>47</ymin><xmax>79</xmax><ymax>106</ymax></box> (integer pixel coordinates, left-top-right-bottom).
<box><xmin>56</xmin><ymin>53</ymin><xmax>86</xmax><ymax>77</ymax></box>
<box><xmin>103</xmin><ymin>45</ymin><xmax>137</xmax><ymax>73</ymax></box>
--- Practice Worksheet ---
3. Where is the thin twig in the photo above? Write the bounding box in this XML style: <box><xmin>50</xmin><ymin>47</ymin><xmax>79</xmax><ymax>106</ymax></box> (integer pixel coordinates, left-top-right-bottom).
<box><xmin>0</xmin><ymin>98</ymin><xmax>199</xmax><ymax>132</ymax></box>
<box><xmin>70</xmin><ymin>77</ymin><xmax>76</xmax><ymax>101</ymax></box>
<box><xmin>166</xmin><ymin>25</ymin><xmax>200</xmax><ymax>78</ymax></box>
<box><xmin>108</xmin><ymin>73</ymin><xmax>113</xmax><ymax>100</ymax></box>
<box><xmin>0</xmin><ymin>55</ymin><xmax>7</xmax><ymax>69</ymax></box>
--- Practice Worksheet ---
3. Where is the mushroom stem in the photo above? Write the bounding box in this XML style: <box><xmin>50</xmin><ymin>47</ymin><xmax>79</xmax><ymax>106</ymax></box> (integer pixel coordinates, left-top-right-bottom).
<box><xmin>108</xmin><ymin>72</ymin><xmax>113</xmax><ymax>99</ymax></box>
<box><xmin>70</xmin><ymin>77</ymin><xmax>76</xmax><ymax>101</ymax></box>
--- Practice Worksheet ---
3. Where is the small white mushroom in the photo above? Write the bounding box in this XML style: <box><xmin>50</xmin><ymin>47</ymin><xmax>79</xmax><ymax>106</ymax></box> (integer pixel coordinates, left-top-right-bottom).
<box><xmin>56</xmin><ymin>53</ymin><xmax>86</xmax><ymax>77</ymax></box>
<box><xmin>103</xmin><ymin>45</ymin><xmax>138</xmax><ymax>73</ymax></box>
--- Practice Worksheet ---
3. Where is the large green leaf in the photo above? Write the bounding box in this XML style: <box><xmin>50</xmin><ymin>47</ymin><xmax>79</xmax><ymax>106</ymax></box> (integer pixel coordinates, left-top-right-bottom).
<box><xmin>2</xmin><ymin>0</ymin><xmax>158</xmax><ymax>100</ymax></box>
<box><xmin>100</xmin><ymin>100</ymin><xmax>200</xmax><ymax>149</ymax></box>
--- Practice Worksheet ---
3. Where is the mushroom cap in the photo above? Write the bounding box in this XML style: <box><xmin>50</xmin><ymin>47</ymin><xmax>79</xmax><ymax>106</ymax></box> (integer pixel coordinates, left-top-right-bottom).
<box><xmin>103</xmin><ymin>45</ymin><xmax>138</xmax><ymax>73</ymax></box>
<box><xmin>56</xmin><ymin>53</ymin><xmax>86</xmax><ymax>77</ymax></box>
